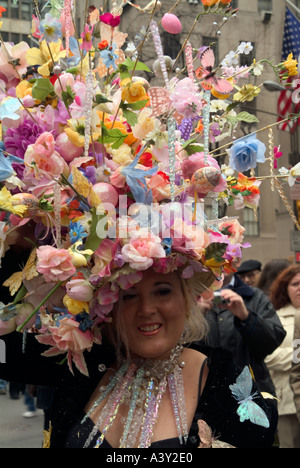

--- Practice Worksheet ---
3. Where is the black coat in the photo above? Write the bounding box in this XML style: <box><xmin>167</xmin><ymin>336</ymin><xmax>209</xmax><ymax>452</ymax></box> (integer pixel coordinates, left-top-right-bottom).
<box><xmin>198</xmin><ymin>275</ymin><xmax>286</xmax><ymax>395</ymax></box>
<box><xmin>0</xmin><ymin>331</ymin><xmax>278</xmax><ymax>448</ymax></box>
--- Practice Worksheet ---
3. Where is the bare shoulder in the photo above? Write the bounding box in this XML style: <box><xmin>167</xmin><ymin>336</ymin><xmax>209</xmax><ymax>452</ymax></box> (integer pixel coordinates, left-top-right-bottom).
<box><xmin>182</xmin><ymin>347</ymin><xmax>207</xmax><ymax>366</ymax></box>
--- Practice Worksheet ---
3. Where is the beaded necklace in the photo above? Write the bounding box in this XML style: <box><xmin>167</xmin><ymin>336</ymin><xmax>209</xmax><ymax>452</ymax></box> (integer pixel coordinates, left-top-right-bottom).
<box><xmin>81</xmin><ymin>345</ymin><xmax>188</xmax><ymax>448</ymax></box>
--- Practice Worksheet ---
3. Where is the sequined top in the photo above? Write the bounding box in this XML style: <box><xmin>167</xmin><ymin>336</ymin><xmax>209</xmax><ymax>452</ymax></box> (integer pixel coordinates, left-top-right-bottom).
<box><xmin>0</xmin><ymin>333</ymin><xmax>278</xmax><ymax>448</ymax></box>
<box><xmin>64</xmin><ymin>410</ymin><xmax>198</xmax><ymax>448</ymax></box>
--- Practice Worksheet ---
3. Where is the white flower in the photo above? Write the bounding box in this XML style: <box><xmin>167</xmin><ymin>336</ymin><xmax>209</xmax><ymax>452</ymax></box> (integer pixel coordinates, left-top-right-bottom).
<box><xmin>237</xmin><ymin>42</ymin><xmax>253</xmax><ymax>55</ymax></box>
<box><xmin>210</xmin><ymin>100</ymin><xmax>228</xmax><ymax>113</ymax></box>
<box><xmin>288</xmin><ymin>162</ymin><xmax>300</xmax><ymax>186</ymax></box>
<box><xmin>221</xmin><ymin>51</ymin><xmax>239</xmax><ymax>67</ymax></box>
<box><xmin>221</xmin><ymin>164</ymin><xmax>235</xmax><ymax>177</ymax></box>
<box><xmin>252</xmin><ymin>61</ymin><xmax>264</xmax><ymax>77</ymax></box>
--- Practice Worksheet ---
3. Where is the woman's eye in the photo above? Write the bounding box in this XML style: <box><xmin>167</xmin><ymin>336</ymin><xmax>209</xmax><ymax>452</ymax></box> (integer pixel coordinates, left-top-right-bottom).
<box><xmin>123</xmin><ymin>294</ymin><xmax>137</xmax><ymax>302</ymax></box>
<box><xmin>156</xmin><ymin>288</ymin><xmax>172</xmax><ymax>296</ymax></box>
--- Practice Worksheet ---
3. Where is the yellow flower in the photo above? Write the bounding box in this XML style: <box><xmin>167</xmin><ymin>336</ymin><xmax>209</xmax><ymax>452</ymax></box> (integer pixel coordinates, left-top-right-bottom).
<box><xmin>63</xmin><ymin>295</ymin><xmax>89</xmax><ymax>316</ymax></box>
<box><xmin>233</xmin><ymin>84</ymin><xmax>261</xmax><ymax>103</ymax></box>
<box><xmin>68</xmin><ymin>241</ymin><xmax>93</xmax><ymax>267</ymax></box>
<box><xmin>16</xmin><ymin>80</ymin><xmax>33</xmax><ymax>99</ymax></box>
<box><xmin>111</xmin><ymin>144</ymin><xmax>134</xmax><ymax>165</ymax></box>
<box><xmin>121</xmin><ymin>79</ymin><xmax>147</xmax><ymax>104</ymax></box>
<box><xmin>65</xmin><ymin>117</ymin><xmax>101</xmax><ymax>148</ymax></box>
<box><xmin>65</xmin><ymin>118</ymin><xmax>86</xmax><ymax>147</ymax></box>
<box><xmin>0</xmin><ymin>187</ymin><xmax>27</xmax><ymax>216</ymax></box>
<box><xmin>26</xmin><ymin>40</ymin><xmax>66</xmax><ymax>77</ymax></box>
<box><xmin>284</xmin><ymin>53</ymin><xmax>298</xmax><ymax>77</ymax></box>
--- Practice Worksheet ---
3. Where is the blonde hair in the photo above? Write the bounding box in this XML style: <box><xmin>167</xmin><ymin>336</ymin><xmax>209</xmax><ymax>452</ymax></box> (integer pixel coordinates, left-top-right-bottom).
<box><xmin>102</xmin><ymin>271</ymin><xmax>209</xmax><ymax>363</ymax></box>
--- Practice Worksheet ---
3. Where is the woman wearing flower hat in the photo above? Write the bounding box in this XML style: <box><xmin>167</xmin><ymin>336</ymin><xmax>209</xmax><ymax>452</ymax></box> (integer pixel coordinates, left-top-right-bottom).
<box><xmin>0</xmin><ymin>239</ymin><xmax>279</xmax><ymax>449</ymax></box>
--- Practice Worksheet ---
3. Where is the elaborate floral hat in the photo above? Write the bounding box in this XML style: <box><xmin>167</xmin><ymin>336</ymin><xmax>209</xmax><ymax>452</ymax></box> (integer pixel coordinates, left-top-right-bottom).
<box><xmin>0</xmin><ymin>0</ymin><xmax>299</xmax><ymax>375</ymax></box>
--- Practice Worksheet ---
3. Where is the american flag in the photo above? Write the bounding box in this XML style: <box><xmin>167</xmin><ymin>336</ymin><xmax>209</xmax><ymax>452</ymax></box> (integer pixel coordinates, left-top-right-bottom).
<box><xmin>277</xmin><ymin>7</ymin><xmax>300</xmax><ymax>132</ymax></box>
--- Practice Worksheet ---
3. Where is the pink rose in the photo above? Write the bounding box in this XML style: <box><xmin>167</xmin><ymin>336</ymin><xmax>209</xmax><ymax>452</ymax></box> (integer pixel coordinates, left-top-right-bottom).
<box><xmin>97</xmin><ymin>283</ymin><xmax>119</xmax><ymax>306</ymax></box>
<box><xmin>121</xmin><ymin>234</ymin><xmax>166</xmax><ymax>271</ymax></box>
<box><xmin>24</xmin><ymin>132</ymin><xmax>69</xmax><ymax>180</ymax></box>
<box><xmin>66</xmin><ymin>278</ymin><xmax>94</xmax><ymax>302</ymax></box>
<box><xmin>218</xmin><ymin>218</ymin><xmax>246</xmax><ymax>244</ymax></box>
<box><xmin>36</xmin><ymin>245</ymin><xmax>76</xmax><ymax>282</ymax></box>
<box><xmin>36</xmin><ymin>317</ymin><xmax>95</xmax><ymax>375</ymax></box>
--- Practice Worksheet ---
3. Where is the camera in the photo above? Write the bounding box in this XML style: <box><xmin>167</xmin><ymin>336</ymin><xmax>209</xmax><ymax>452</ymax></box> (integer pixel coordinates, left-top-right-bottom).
<box><xmin>213</xmin><ymin>291</ymin><xmax>227</xmax><ymax>305</ymax></box>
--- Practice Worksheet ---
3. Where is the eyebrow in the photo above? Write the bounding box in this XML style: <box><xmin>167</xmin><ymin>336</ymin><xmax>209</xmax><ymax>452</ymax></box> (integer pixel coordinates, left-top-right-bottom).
<box><xmin>126</xmin><ymin>282</ymin><xmax>173</xmax><ymax>290</ymax></box>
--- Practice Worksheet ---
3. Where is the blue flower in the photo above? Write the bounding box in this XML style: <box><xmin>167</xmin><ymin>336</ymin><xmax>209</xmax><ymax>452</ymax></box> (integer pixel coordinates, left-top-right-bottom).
<box><xmin>39</xmin><ymin>13</ymin><xmax>62</xmax><ymax>43</ymax></box>
<box><xmin>65</xmin><ymin>37</ymin><xmax>87</xmax><ymax>67</ymax></box>
<box><xmin>162</xmin><ymin>238</ymin><xmax>173</xmax><ymax>255</ymax></box>
<box><xmin>227</xmin><ymin>134</ymin><xmax>266</xmax><ymax>173</ymax></box>
<box><xmin>69</xmin><ymin>221</ymin><xmax>88</xmax><ymax>244</ymax></box>
<box><xmin>100</xmin><ymin>43</ymin><xmax>119</xmax><ymax>70</ymax></box>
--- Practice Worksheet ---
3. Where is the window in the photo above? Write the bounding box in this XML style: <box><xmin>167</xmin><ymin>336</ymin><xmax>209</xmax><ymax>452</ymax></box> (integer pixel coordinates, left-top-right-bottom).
<box><xmin>258</xmin><ymin>0</ymin><xmax>272</xmax><ymax>11</ymax></box>
<box><xmin>21</xmin><ymin>0</ymin><xmax>33</xmax><ymax>21</ymax></box>
<box><xmin>243</xmin><ymin>208</ymin><xmax>260</xmax><ymax>237</ymax></box>
<box><xmin>0</xmin><ymin>0</ymin><xmax>33</xmax><ymax>20</ymax></box>
<box><xmin>10</xmin><ymin>1</ymin><xmax>19</xmax><ymax>19</ymax></box>
<box><xmin>162</xmin><ymin>32</ymin><xmax>182</xmax><ymax>61</ymax></box>
<box><xmin>11</xmin><ymin>33</ymin><xmax>21</xmax><ymax>44</ymax></box>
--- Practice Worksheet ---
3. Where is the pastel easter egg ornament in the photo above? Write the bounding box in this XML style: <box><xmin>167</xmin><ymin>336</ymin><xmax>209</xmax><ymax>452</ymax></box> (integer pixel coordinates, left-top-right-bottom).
<box><xmin>161</xmin><ymin>14</ymin><xmax>182</xmax><ymax>35</ymax></box>
<box><xmin>93</xmin><ymin>183</ymin><xmax>119</xmax><ymax>207</ymax></box>
<box><xmin>191</xmin><ymin>166</ymin><xmax>222</xmax><ymax>197</ymax></box>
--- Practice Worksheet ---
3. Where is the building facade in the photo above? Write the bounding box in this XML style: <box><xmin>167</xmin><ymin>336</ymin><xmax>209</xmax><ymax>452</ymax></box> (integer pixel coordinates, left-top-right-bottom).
<box><xmin>1</xmin><ymin>0</ymin><xmax>300</xmax><ymax>265</ymax></box>
<box><xmin>119</xmin><ymin>0</ymin><xmax>300</xmax><ymax>265</ymax></box>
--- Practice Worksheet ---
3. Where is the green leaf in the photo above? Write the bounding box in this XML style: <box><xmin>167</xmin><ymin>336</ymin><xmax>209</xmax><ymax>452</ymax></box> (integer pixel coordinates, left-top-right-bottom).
<box><xmin>94</xmin><ymin>94</ymin><xmax>112</xmax><ymax>105</ymax></box>
<box><xmin>226</xmin><ymin>115</ymin><xmax>238</xmax><ymax>127</ymax></box>
<box><xmin>61</xmin><ymin>85</ymin><xmax>75</xmax><ymax>108</ymax></box>
<box><xmin>237</xmin><ymin>111</ymin><xmax>260</xmax><ymax>123</ymax></box>
<box><xmin>101</xmin><ymin>124</ymin><xmax>127</xmax><ymax>149</ymax></box>
<box><xmin>118</xmin><ymin>64</ymin><xmax>131</xmax><ymax>81</ymax></box>
<box><xmin>182</xmin><ymin>138</ymin><xmax>205</xmax><ymax>155</ymax></box>
<box><xmin>205</xmin><ymin>242</ymin><xmax>228</xmax><ymax>262</ymax></box>
<box><xmin>126</xmin><ymin>99</ymin><xmax>148</xmax><ymax>111</ymax></box>
<box><xmin>122</xmin><ymin>58</ymin><xmax>151</xmax><ymax>73</ymax></box>
<box><xmin>84</xmin><ymin>207</ymin><xmax>104</xmax><ymax>252</ymax></box>
<box><xmin>226</xmin><ymin>102</ymin><xmax>240</xmax><ymax>112</ymax></box>
<box><xmin>122</xmin><ymin>108</ymin><xmax>138</xmax><ymax>127</ymax></box>
<box><xmin>32</xmin><ymin>78</ymin><xmax>55</xmax><ymax>101</ymax></box>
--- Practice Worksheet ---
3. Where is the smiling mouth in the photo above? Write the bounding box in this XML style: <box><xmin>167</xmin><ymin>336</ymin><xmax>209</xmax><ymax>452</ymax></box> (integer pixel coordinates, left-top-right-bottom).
<box><xmin>138</xmin><ymin>323</ymin><xmax>162</xmax><ymax>335</ymax></box>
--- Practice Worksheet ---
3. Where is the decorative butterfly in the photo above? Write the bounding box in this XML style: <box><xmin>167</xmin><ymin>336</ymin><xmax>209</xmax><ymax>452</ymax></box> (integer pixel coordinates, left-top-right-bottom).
<box><xmin>229</xmin><ymin>366</ymin><xmax>270</xmax><ymax>428</ymax></box>
<box><xmin>197</xmin><ymin>420</ymin><xmax>235</xmax><ymax>449</ymax></box>
<box><xmin>147</xmin><ymin>87</ymin><xmax>184</xmax><ymax>124</ymax></box>
<box><xmin>3</xmin><ymin>248</ymin><xmax>38</xmax><ymax>296</ymax></box>
<box><xmin>196</xmin><ymin>48</ymin><xmax>234</xmax><ymax>95</ymax></box>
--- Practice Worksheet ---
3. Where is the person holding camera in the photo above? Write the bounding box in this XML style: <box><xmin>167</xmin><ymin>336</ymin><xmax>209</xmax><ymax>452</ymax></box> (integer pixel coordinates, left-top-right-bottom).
<box><xmin>198</xmin><ymin>264</ymin><xmax>286</xmax><ymax>396</ymax></box>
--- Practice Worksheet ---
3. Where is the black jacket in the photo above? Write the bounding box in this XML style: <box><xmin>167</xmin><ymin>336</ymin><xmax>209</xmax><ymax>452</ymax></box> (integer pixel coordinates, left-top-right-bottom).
<box><xmin>198</xmin><ymin>275</ymin><xmax>286</xmax><ymax>395</ymax></box>
<box><xmin>0</xmin><ymin>331</ymin><xmax>278</xmax><ymax>448</ymax></box>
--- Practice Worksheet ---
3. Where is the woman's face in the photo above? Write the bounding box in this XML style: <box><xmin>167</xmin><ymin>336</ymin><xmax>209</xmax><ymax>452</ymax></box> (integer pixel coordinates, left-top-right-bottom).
<box><xmin>120</xmin><ymin>269</ymin><xmax>187</xmax><ymax>361</ymax></box>
<box><xmin>288</xmin><ymin>273</ymin><xmax>300</xmax><ymax>309</ymax></box>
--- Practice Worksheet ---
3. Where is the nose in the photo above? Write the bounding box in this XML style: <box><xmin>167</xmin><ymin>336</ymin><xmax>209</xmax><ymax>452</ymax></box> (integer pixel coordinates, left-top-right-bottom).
<box><xmin>138</xmin><ymin>294</ymin><xmax>157</xmax><ymax>316</ymax></box>
<box><xmin>243</xmin><ymin>275</ymin><xmax>252</xmax><ymax>285</ymax></box>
